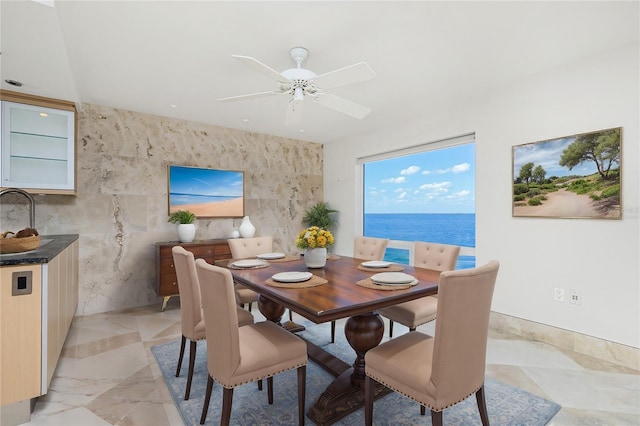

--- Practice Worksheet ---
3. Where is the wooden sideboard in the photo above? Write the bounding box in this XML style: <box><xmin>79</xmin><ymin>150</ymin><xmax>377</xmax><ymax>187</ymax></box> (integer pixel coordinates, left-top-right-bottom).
<box><xmin>155</xmin><ymin>239</ymin><xmax>231</xmax><ymax>310</ymax></box>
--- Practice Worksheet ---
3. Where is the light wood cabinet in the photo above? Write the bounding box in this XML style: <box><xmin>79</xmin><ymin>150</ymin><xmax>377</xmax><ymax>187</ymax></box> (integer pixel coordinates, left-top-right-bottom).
<box><xmin>0</xmin><ymin>264</ymin><xmax>42</xmax><ymax>405</ymax></box>
<box><xmin>0</xmin><ymin>238</ymin><xmax>78</xmax><ymax>407</ymax></box>
<box><xmin>0</xmin><ymin>90</ymin><xmax>77</xmax><ymax>195</ymax></box>
<box><xmin>155</xmin><ymin>239</ymin><xmax>231</xmax><ymax>310</ymax></box>
<box><xmin>44</xmin><ymin>239</ymin><xmax>78</xmax><ymax>388</ymax></box>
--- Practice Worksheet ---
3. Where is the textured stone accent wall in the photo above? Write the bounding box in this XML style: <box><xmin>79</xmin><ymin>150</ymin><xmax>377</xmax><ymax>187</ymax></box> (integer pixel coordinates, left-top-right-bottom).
<box><xmin>1</xmin><ymin>104</ymin><xmax>323</xmax><ymax>314</ymax></box>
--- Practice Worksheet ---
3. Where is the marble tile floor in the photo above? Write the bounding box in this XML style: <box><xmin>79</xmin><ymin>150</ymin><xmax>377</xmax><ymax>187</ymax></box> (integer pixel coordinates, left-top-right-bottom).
<box><xmin>24</xmin><ymin>300</ymin><xmax>640</xmax><ymax>426</ymax></box>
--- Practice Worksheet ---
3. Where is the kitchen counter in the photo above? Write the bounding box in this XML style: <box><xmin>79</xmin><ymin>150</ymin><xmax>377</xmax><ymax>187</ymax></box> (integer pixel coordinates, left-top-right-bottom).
<box><xmin>0</xmin><ymin>234</ymin><xmax>78</xmax><ymax>266</ymax></box>
<box><xmin>1</xmin><ymin>233</ymin><xmax>79</xmax><ymax>420</ymax></box>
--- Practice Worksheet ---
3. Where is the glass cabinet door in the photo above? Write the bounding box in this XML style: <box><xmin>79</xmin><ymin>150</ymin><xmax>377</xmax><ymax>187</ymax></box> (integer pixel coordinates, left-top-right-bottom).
<box><xmin>1</xmin><ymin>101</ymin><xmax>75</xmax><ymax>192</ymax></box>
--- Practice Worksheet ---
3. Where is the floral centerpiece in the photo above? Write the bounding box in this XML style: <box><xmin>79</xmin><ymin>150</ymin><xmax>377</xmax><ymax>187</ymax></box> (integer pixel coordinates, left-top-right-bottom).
<box><xmin>295</xmin><ymin>226</ymin><xmax>334</xmax><ymax>268</ymax></box>
<box><xmin>295</xmin><ymin>226</ymin><xmax>335</xmax><ymax>249</ymax></box>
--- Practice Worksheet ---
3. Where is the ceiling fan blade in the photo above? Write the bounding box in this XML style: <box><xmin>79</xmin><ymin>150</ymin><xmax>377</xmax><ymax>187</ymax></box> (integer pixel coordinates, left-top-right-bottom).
<box><xmin>312</xmin><ymin>62</ymin><xmax>376</xmax><ymax>90</ymax></box>
<box><xmin>314</xmin><ymin>93</ymin><xmax>371</xmax><ymax>119</ymax></box>
<box><xmin>285</xmin><ymin>99</ymin><xmax>304</xmax><ymax>126</ymax></box>
<box><xmin>217</xmin><ymin>90</ymin><xmax>284</xmax><ymax>102</ymax></box>
<box><xmin>232</xmin><ymin>55</ymin><xmax>287</xmax><ymax>82</ymax></box>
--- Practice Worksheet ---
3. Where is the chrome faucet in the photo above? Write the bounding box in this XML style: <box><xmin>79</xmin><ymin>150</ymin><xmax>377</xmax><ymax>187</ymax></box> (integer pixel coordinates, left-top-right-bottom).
<box><xmin>0</xmin><ymin>188</ymin><xmax>36</xmax><ymax>229</ymax></box>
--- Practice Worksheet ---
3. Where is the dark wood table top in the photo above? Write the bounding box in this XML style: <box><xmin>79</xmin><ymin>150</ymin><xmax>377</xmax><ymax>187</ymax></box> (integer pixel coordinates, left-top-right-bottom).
<box><xmin>226</xmin><ymin>255</ymin><xmax>440</xmax><ymax>324</ymax></box>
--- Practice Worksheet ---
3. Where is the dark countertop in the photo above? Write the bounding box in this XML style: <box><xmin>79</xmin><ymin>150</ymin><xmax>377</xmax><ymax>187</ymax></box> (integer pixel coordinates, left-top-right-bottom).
<box><xmin>0</xmin><ymin>234</ymin><xmax>79</xmax><ymax>266</ymax></box>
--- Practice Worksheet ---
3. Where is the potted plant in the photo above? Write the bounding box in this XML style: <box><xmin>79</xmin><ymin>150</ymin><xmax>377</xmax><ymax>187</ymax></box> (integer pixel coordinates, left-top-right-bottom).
<box><xmin>168</xmin><ymin>210</ymin><xmax>196</xmax><ymax>243</ymax></box>
<box><xmin>302</xmin><ymin>202</ymin><xmax>338</xmax><ymax>231</ymax></box>
<box><xmin>295</xmin><ymin>226</ymin><xmax>335</xmax><ymax>268</ymax></box>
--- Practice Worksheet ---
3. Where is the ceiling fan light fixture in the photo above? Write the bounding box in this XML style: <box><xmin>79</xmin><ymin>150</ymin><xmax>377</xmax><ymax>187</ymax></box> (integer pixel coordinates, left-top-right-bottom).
<box><xmin>281</xmin><ymin>68</ymin><xmax>315</xmax><ymax>80</ymax></box>
<box><xmin>223</xmin><ymin>46</ymin><xmax>376</xmax><ymax>122</ymax></box>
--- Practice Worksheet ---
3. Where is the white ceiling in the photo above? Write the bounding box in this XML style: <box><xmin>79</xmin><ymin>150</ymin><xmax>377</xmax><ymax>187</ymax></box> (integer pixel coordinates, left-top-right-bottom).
<box><xmin>1</xmin><ymin>1</ymin><xmax>638</xmax><ymax>144</ymax></box>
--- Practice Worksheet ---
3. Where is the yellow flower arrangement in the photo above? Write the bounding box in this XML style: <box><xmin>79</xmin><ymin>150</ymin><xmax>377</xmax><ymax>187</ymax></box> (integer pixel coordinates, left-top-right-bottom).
<box><xmin>295</xmin><ymin>226</ymin><xmax>335</xmax><ymax>249</ymax></box>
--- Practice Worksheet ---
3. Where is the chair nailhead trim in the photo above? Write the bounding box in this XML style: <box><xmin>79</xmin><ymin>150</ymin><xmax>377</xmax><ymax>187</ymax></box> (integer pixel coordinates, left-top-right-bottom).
<box><xmin>366</xmin><ymin>373</ymin><xmax>482</xmax><ymax>412</ymax></box>
<box><xmin>392</xmin><ymin>317</ymin><xmax>436</xmax><ymax>329</ymax></box>
<box><xmin>212</xmin><ymin>361</ymin><xmax>306</xmax><ymax>389</ymax></box>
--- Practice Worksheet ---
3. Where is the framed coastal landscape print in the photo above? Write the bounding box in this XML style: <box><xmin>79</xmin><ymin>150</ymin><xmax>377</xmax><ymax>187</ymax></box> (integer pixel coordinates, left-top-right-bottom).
<box><xmin>168</xmin><ymin>165</ymin><xmax>244</xmax><ymax>218</ymax></box>
<box><xmin>512</xmin><ymin>127</ymin><xmax>621</xmax><ymax>219</ymax></box>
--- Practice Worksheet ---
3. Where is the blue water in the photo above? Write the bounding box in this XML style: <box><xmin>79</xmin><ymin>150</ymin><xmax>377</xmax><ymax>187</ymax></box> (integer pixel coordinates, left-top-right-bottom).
<box><xmin>364</xmin><ymin>213</ymin><xmax>476</xmax><ymax>269</ymax></box>
<box><xmin>169</xmin><ymin>193</ymin><xmax>240</xmax><ymax>206</ymax></box>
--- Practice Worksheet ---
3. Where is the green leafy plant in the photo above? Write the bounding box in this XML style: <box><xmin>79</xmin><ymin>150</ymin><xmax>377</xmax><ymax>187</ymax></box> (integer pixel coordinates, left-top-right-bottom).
<box><xmin>168</xmin><ymin>210</ymin><xmax>195</xmax><ymax>224</ymax></box>
<box><xmin>302</xmin><ymin>202</ymin><xmax>338</xmax><ymax>231</ymax></box>
<box><xmin>527</xmin><ymin>198</ymin><xmax>543</xmax><ymax>206</ymax></box>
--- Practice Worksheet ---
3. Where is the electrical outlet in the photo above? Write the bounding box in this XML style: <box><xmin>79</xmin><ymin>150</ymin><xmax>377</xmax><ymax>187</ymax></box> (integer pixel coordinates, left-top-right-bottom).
<box><xmin>554</xmin><ymin>287</ymin><xmax>565</xmax><ymax>302</ymax></box>
<box><xmin>570</xmin><ymin>289</ymin><xmax>581</xmax><ymax>305</ymax></box>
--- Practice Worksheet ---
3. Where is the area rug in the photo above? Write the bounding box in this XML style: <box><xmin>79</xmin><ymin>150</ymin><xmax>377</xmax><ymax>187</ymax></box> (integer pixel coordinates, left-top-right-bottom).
<box><xmin>152</xmin><ymin>321</ymin><xmax>561</xmax><ymax>425</ymax></box>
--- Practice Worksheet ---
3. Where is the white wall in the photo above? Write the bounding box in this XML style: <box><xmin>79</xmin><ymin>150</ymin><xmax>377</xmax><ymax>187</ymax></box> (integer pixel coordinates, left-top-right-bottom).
<box><xmin>324</xmin><ymin>43</ymin><xmax>639</xmax><ymax>348</ymax></box>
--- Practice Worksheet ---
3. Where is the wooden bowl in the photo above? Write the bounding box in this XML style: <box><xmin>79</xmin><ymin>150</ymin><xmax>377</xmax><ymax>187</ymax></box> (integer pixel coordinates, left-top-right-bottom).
<box><xmin>0</xmin><ymin>235</ymin><xmax>41</xmax><ymax>254</ymax></box>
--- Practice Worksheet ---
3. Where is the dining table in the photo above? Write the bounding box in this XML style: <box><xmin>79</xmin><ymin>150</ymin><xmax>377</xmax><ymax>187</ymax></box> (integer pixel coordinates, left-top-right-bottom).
<box><xmin>223</xmin><ymin>254</ymin><xmax>440</xmax><ymax>425</ymax></box>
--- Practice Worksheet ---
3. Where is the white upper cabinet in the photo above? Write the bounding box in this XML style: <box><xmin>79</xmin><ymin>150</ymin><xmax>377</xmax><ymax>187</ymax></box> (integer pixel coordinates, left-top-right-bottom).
<box><xmin>0</xmin><ymin>91</ymin><xmax>77</xmax><ymax>195</ymax></box>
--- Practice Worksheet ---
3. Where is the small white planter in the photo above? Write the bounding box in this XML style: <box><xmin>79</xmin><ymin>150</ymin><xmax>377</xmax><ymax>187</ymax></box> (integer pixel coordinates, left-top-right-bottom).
<box><xmin>177</xmin><ymin>223</ymin><xmax>196</xmax><ymax>243</ymax></box>
<box><xmin>304</xmin><ymin>247</ymin><xmax>327</xmax><ymax>268</ymax></box>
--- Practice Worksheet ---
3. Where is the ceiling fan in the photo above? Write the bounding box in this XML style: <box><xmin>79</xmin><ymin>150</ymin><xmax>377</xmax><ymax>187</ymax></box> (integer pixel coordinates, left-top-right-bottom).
<box><xmin>217</xmin><ymin>47</ymin><xmax>376</xmax><ymax>126</ymax></box>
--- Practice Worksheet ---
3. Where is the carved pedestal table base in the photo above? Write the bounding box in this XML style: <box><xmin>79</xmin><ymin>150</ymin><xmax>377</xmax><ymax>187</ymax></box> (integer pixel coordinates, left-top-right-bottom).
<box><xmin>258</xmin><ymin>296</ymin><xmax>389</xmax><ymax>425</ymax></box>
<box><xmin>307</xmin><ymin>312</ymin><xmax>391</xmax><ymax>425</ymax></box>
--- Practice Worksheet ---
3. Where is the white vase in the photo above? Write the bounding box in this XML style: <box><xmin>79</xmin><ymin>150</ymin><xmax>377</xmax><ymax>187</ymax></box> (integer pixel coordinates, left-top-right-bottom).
<box><xmin>230</xmin><ymin>228</ymin><xmax>240</xmax><ymax>238</ymax></box>
<box><xmin>304</xmin><ymin>247</ymin><xmax>327</xmax><ymax>268</ymax></box>
<box><xmin>177</xmin><ymin>223</ymin><xmax>196</xmax><ymax>243</ymax></box>
<box><xmin>238</xmin><ymin>216</ymin><xmax>256</xmax><ymax>238</ymax></box>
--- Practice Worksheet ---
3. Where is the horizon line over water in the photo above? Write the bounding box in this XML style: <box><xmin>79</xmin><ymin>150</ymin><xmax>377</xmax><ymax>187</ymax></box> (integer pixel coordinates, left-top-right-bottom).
<box><xmin>364</xmin><ymin>213</ymin><xmax>475</xmax><ymax>269</ymax></box>
<box><xmin>169</xmin><ymin>193</ymin><xmax>241</xmax><ymax>206</ymax></box>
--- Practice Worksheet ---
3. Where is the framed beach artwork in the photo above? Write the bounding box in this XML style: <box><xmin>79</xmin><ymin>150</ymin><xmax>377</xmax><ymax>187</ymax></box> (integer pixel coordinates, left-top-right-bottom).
<box><xmin>168</xmin><ymin>165</ymin><xmax>244</xmax><ymax>218</ymax></box>
<box><xmin>512</xmin><ymin>127</ymin><xmax>621</xmax><ymax>219</ymax></box>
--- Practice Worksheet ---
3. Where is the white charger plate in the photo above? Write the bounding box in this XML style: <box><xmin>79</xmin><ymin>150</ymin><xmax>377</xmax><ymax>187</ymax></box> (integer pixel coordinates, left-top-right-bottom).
<box><xmin>256</xmin><ymin>252</ymin><xmax>286</xmax><ymax>260</ymax></box>
<box><xmin>361</xmin><ymin>260</ymin><xmax>392</xmax><ymax>268</ymax></box>
<box><xmin>372</xmin><ymin>279</ymin><xmax>418</xmax><ymax>287</ymax></box>
<box><xmin>232</xmin><ymin>259</ymin><xmax>268</xmax><ymax>268</ymax></box>
<box><xmin>371</xmin><ymin>272</ymin><xmax>416</xmax><ymax>284</ymax></box>
<box><xmin>272</xmin><ymin>272</ymin><xmax>313</xmax><ymax>283</ymax></box>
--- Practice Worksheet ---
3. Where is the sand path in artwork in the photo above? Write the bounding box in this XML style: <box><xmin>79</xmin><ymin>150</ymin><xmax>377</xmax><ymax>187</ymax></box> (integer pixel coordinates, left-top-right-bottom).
<box><xmin>170</xmin><ymin>197</ymin><xmax>243</xmax><ymax>217</ymax></box>
<box><xmin>514</xmin><ymin>188</ymin><xmax>600</xmax><ymax>217</ymax></box>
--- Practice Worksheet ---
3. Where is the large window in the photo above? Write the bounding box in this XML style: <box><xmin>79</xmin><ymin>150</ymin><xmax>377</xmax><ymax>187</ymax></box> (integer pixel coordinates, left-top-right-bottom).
<box><xmin>358</xmin><ymin>134</ymin><xmax>475</xmax><ymax>269</ymax></box>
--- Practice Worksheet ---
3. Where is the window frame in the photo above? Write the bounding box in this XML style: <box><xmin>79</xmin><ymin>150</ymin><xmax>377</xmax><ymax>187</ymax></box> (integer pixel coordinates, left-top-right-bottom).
<box><xmin>355</xmin><ymin>133</ymin><xmax>476</xmax><ymax>266</ymax></box>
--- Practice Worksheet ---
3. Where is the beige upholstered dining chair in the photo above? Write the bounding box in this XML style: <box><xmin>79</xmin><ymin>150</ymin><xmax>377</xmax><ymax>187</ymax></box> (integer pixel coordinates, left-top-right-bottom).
<box><xmin>195</xmin><ymin>259</ymin><xmax>308</xmax><ymax>425</ymax></box>
<box><xmin>353</xmin><ymin>236</ymin><xmax>390</xmax><ymax>261</ymax></box>
<box><xmin>227</xmin><ymin>236</ymin><xmax>273</xmax><ymax>312</ymax></box>
<box><xmin>378</xmin><ymin>241</ymin><xmax>460</xmax><ymax>337</ymax></box>
<box><xmin>171</xmin><ymin>246</ymin><xmax>254</xmax><ymax>400</ymax></box>
<box><xmin>364</xmin><ymin>260</ymin><xmax>500</xmax><ymax>426</ymax></box>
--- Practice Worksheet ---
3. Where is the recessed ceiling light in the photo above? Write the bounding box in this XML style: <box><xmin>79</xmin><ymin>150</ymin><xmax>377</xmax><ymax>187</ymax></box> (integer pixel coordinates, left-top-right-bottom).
<box><xmin>39</xmin><ymin>113</ymin><xmax>48</xmax><ymax>117</ymax></box>
<box><xmin>242</xmin><ymin>118</ymin><xmax>249</xmax><ymax>122</ymax></box>
<box><xmin>169</xmin><ymin>104</ymin><xmax>177</xmax><ymax>108</ymax></box>
<box><xmin>299</xmin><ymin>129</ymin><xmax>305</xmax><ymax>133</ymax></box>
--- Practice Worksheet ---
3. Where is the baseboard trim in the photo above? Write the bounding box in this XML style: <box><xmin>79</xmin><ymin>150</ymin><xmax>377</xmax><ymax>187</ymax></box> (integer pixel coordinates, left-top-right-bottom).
<box><xmin>489</xmin><ymin>312</ymin><xmax>639</xmax><ymax>371</ymax></box>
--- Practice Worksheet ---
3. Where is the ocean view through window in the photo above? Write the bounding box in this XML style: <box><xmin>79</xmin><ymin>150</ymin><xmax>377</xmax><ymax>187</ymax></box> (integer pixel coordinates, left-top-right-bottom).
<box><xmin>360</xmin><ymin>136</ymin><xmax>476</xmax><ymax>269</ymax></box>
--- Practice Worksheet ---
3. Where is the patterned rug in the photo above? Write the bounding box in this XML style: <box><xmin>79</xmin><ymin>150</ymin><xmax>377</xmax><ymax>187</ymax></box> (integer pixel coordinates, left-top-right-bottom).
<box><xmin>152</xmin><ymin>320</ymin><xmax>561</xmax><ymax>425</ymax></box>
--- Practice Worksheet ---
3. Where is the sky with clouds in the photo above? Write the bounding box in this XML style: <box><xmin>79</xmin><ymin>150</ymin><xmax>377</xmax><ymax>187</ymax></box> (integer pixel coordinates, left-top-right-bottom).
<box><xmin>364</xmin><ymin>143</ymin><xmax>475</xmax><ymax>214</ymax></box>
<box><xmin>512</xmin><ymin>136</ymin><xmax>601</xmax><ymax>179</ymax></box>
<box><xmin>170</xmin><ymin>165</ymin><xmax>243</xmax><ymax>197</ymax></box>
